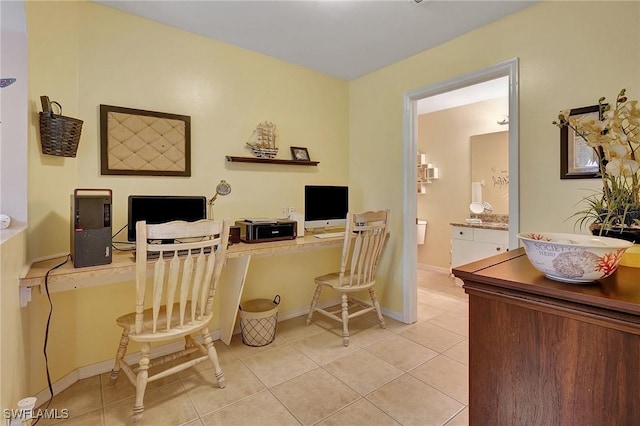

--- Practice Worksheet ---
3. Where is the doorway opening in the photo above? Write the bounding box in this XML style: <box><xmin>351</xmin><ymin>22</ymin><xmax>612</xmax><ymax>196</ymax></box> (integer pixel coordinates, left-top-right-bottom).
<box><xmin>401</xmin><ymin>59</ymin><xmax>519</xmax><ymax>324</ymax></box>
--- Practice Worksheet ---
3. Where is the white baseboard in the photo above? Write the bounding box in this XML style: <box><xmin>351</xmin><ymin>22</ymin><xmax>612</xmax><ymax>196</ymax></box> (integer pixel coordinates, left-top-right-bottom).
<box><xmin>380</xmin><ymin>306</ymin><xmax>403</xmax><ymax>322</ymax></box>
<box><xmin>417</xmin><ymin>263</ymin><xmax>450</xmax><ymax>274</ymax></box>
<box><xmin>341</xmin><ymin>295</ymin><xmax>403</xmax><ymax>323</ymax></box>
<box><xmin>32</xmin><ymin>336</ymin><xmax>201</xmax><ymax>406</ymax></box>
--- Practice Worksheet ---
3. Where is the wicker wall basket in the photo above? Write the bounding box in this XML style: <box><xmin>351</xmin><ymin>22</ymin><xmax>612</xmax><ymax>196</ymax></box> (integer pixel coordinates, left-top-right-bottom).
<box><xmin>39</xmin><ymin>111</ymin><xmax>83</xmax><ymax>157</ymax></box>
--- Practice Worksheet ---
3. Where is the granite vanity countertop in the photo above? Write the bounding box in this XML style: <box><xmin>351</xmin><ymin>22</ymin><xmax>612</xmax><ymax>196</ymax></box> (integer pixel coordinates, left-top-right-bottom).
<box><xmin>450</xmin><ymin>222</ymin><xmax>509</xmax><ymax>231</ymax></box>
<box><xmin>450</xmin><ymin>213</ymin><xmax>509</xmax><ymax>230</ymax></box>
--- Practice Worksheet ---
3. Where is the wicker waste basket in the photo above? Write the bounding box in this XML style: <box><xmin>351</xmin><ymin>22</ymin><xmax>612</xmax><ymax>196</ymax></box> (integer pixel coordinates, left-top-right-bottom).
<box><xmin>239</xmin><ymin>295</ymin><xmax>280</xmax><ymax>347</ymax></box>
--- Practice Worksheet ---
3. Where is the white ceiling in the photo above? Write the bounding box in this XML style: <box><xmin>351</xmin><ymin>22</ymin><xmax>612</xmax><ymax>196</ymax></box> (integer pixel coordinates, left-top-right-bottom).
<box><xmin>416</xmin><ymin>75</ymin><xmax>509</xmax><ymax>115</ymax></box>
<box><xmin>94</xmin><ymin>0</ymin><xmax>536</xmax><ymax>80</ymax></box>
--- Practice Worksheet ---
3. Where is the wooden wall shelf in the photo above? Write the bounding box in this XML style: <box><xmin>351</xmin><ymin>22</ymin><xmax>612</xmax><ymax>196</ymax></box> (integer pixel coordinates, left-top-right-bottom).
<box><xmin>225</xmin><ymin>156</ymin><xmax>319</xmax><ymax>166</ymax></box>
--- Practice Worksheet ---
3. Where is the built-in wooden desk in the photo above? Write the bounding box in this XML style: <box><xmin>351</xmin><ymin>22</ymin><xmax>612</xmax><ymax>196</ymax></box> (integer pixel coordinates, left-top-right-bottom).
<box><xmin>20</xmin><ymin>235</ymin><xmax>343</xmax><ymax>345</ymax></box>
<box><xmin>453</xmin><ymin>248</ymin><xmax>640</xmax><ymax>425</ymax></box>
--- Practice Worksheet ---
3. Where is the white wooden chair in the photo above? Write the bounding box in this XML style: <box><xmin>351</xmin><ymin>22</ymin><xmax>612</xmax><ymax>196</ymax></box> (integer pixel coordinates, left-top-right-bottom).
<box><xmin>306</xmin><ymin>210</ymin><xmax>390</xmax><ymax>346</ymax></box>
<box><xmin>110</xmin><ymin>219</ymin><xmax>230</xmax><ymax>424</ymax></box>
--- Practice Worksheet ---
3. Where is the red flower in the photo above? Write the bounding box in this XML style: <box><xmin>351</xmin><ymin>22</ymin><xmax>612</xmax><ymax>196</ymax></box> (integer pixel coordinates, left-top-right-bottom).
<box><xmin>527</xmin><ymin>233</ymin><xmax>551</xmax><ymax>241</ymax></box>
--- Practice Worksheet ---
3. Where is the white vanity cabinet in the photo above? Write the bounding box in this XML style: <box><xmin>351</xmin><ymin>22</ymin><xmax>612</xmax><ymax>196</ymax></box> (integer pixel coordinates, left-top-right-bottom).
<box><xmin>450</xmin><ymin>226</ymin><xmax>508</xmax><ymax>268</ymax></box>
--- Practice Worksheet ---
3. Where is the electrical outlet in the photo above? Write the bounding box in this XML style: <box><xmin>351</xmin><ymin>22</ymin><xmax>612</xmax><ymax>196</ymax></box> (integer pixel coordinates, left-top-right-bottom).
<box><xmin>288</xmin><ymin>206</ymin><xmax>295</xmax><ymax>215</ymax></box>
<box><xmin>20</xmin><ymin>287</ymin><xmax>32</xmax><ymax>308</ymax></box>
<box><xmin>280</xmin><ymin>207</ymin><xmax>289</xmax><ymax>217</ymax></box>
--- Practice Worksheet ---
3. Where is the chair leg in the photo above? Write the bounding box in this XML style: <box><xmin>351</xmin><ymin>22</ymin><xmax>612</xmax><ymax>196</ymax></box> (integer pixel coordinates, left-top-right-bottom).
<box><xmin>202</xmin><ymin>327</ymin><xmax>226</xmax><ymax>389</ymax></box>
<box><xmin>185</xmin><ymin>335</ymin><xmax>195</xmax><ymax>350</ymax></box>
<box><xmin>110</xmin><ymin>328</ymin><xmax>129</xmax><ymax>385</ymax></box>
<box><xmin>133</xmin><ymin>343</ymin><xmax>150</xmax><ymax>424</ymax></box>
<box><xmin>306</xmin><ymin>284</ymin><xmax>323</xmax><ymax>326</ymax></box>
<box><xmin>341</xmin><ymin>293</ymin><xmax>350</xmax><ymax>346</ymax></box>
<box><xmin>369</xmin><ymin>288</ymin><xmax>386</xmax><ymax>329</ymax></box>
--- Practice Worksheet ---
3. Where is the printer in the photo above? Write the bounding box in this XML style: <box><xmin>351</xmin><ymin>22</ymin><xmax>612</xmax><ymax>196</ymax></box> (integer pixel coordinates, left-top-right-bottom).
<box><xmin>235</xmin><ymin>219</ymin><xmax>297</xmax><ymax>243</ymax></box>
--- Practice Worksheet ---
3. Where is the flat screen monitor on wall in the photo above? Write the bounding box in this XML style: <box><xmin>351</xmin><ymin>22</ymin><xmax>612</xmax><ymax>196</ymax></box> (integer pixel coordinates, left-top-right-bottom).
<box><xmin>304</xmin><ymin>185</ymin><xmax>349</xmax><ymax>230</ymax></box>
<box><xmin>127</xmin><ymin>195</ymin><xmax>207</xmax><ymax>242</ymax></box>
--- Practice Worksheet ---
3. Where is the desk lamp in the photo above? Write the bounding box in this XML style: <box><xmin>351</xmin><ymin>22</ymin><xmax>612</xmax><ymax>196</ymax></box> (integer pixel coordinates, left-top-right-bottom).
<box><xmin>208</xmin><ymin>180</ymin><xmax>231</xmax><ymax>219</ymax></box>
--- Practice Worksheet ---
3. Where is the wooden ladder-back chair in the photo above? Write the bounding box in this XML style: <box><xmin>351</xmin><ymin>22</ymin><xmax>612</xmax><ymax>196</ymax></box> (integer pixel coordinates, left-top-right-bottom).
<box><xmin>110</xmin><ymin>219</ymin><xmax>230</xmax><ymax>423</ymax></box>
<box><xmin>306</xmin><ymin>210</ymin><xmax>390</xmax><ymax>346</ymax></box>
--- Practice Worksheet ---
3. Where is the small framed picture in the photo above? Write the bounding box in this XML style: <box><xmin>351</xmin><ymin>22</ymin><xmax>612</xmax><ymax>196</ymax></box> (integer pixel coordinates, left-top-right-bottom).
<box><xmin>290</xmin><ymin>146</ymin><xmax>310</xmax><ymax>162</ymax></box>
<box><xmin>560</xmin><ymin>105</ymin><xmax>603</xmax><ymax>179</ymax></box>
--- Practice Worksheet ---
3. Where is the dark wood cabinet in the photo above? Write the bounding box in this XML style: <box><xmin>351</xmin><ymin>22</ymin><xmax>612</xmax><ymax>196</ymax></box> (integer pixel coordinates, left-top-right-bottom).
<box><xmin>453</xmin><ymin>248</ymin><xmax>640</xmax><ymax>426</ymax></box>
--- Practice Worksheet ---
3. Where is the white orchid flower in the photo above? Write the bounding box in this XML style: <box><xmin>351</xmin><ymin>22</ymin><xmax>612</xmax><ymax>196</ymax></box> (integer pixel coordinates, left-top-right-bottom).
<box><xmin>605</xmin><ymin>157</ymin><xmax>639</xmax><ymax>177</ymax></box>
<box><xmin>555</xmin><ymin>89</ymin><xmax>640</xmax><ymax>230</ymax></box>
<box><xmin>608</xmin><ymin>144</ymin><xmax>629</xmax><ymax>159</ymax></box>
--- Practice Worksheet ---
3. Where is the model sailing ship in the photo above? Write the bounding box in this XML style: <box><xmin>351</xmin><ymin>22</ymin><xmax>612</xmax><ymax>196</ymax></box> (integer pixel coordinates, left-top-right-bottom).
<box><xmin>246</xmin><ymin>121</ymin><xmax>278</xmax><ymax>159</ymax></box>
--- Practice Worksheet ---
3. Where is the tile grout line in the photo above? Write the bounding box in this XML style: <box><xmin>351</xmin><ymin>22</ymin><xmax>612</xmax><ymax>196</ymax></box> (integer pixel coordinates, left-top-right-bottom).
<box><xmin>54</xmin><ymin>274</ymin><xmax>470</xmax><ymax>425</ymax></box>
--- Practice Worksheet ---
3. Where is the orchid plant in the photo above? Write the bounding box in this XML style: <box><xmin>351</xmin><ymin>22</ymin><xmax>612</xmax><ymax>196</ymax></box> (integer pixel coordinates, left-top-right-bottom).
<box><xmin>554</xmin><ymin>89</ymin><xmax>640</xmax><ymax>232</ymax></box>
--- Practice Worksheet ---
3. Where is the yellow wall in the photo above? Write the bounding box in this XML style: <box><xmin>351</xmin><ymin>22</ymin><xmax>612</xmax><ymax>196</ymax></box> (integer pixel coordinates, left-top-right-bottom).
<box><xmin>0</xmin><ymin>232</ymin><xmax>29</xmax><ymax>411</ymax></box>
<box><xmin>19</xmin><ymin>0</ymin><xmax>640</xmax><ymax>399</ymax></box>
<box><xmin>471</xmin><ymin>131</ymin><xmax>509</xmax><ymax>215</ymax></box>
<box><xmin>25</xmin><ymin>0</ymin><xmax>348</xmax><ymax>394</ymax></box>
<box><xmin>350</xmin><ymin>1</ymin><xmax>640</xmax><ymax>311</ymax></box>
<box><xmin>27</xmin><ymin>1</ymin><xmax>349</xmax><ymax>261</ymax></box>
<box><xmin>417</xmin><ymin>98</ymin><xmax>507</xmax><ymax>269</ymax></box>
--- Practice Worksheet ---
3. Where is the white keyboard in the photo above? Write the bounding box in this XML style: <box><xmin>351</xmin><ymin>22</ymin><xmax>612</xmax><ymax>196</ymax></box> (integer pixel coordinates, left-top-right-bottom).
<box><xmin>313</xmin><ymin>232</ymin><xmax>345</xmax><ymax>239</ymax></box>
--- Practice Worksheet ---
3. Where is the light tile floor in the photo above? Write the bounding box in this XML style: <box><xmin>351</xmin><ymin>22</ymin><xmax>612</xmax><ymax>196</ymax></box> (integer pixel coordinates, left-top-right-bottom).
<box><xmin>37</xmin><ymin>268</ymin><xmax>468</xmax><ymax>426</ymax></box>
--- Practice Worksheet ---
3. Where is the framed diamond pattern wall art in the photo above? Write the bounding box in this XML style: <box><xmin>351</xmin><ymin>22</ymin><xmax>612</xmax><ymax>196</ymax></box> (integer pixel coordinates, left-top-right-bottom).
<box><xmin>100</xmin><ymin>105</ymin><xmax>191</xmax><ymax>176</ymax></box>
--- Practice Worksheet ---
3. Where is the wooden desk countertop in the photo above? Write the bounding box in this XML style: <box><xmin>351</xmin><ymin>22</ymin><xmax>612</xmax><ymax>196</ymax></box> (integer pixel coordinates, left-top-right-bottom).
<box><xmin>20</xmin><ymin>235</ymin><xmax>343</xmax><ymax>291</ymax></box>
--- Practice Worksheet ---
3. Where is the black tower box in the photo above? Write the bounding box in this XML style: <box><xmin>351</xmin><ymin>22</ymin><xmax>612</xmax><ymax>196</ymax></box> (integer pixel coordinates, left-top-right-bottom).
<box><xmin>71</xmin><ymin>189</ymin><xmax>112</xmax><ymax>268</ymax></box>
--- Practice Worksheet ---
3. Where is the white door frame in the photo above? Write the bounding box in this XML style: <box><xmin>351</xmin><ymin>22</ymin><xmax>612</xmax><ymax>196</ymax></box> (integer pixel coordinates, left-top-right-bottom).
<box><xmin>401</xmin><ymin>58</ymin><xmax>520</xmax><ymax>324</ymax></box>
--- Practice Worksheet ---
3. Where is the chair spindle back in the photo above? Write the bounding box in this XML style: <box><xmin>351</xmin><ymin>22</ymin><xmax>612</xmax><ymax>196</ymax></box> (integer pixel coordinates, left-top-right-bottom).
<box><xmin>135</xmin><ymin>219</ymin><xmax>230</xmax><ymax>335</ymax></box>
<box><xmin>339</xmin><ymin>210</ymin><xmax>389</xmax><ymax>288</ymax></box>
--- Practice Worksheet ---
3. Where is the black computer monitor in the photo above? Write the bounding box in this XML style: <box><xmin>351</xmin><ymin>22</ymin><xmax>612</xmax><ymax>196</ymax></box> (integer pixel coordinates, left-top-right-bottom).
<box><xmin>304</xmin><ymin>185</ymin><xmax>348</xmax><ymax>230</ymax></box>
<box><xmin>127</xmin><ymin>195</ymin><xmax>207</xmax><ymax>242</ymax></box>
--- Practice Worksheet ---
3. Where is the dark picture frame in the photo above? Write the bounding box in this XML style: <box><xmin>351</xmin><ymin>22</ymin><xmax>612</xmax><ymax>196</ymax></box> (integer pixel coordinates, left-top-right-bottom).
<box><xmin>290</xmin><ymin>146</ymin><xmax>310</xmax><ymax>162</ymax></box>
<box><xmin>560</xmin><ymin>105</ymin><xmax>603</xmax><ymax>179</ymax></box>
<box><xmin>100</xmin><ymin>105</ymin><xmax>191</xmax><ymax>176</ymax></box>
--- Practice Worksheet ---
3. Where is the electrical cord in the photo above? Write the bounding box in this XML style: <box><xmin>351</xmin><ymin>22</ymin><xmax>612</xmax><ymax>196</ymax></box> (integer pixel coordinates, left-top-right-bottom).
<box><xmin>31</xmin><ymin>254</ymin><xmax>70</xmax><ymax>426</ymax></box>
<box><xmin>111</xmin><ymin>223</ymin><xmax>127</xmax><ymax>240</ymax></box>
<box><xmin>112</xmin><ymin>242</ymin><xmax>135</xmax><ymax>252</ymax></box>
<box><xmin>111</xmin><ymin>224</ymin><xmax>135</xmax><ymax>252</ymax></box>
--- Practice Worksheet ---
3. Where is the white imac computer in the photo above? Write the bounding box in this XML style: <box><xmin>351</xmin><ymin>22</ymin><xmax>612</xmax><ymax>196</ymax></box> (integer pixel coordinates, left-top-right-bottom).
<box><xmin>304</xmin><ymin>185</ymin><xmax>348</xmax><ymax>231</ymax></box>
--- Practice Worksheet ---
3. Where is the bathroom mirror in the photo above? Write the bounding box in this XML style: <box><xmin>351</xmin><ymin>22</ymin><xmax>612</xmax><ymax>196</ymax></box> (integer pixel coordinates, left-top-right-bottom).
<box><xmin>470</xmin><ymin>131</ymin><xmax>509</xmax><ymax>215</ymax></box>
